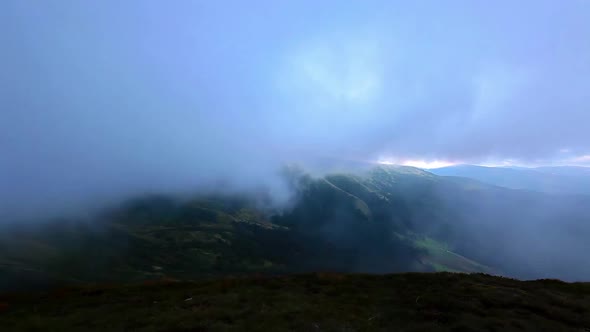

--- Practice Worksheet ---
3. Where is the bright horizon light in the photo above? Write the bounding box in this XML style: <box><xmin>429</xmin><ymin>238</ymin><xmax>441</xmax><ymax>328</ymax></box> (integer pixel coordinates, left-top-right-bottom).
<box><xmin>376</xmin><ymin>158</ymin><xmax>458</xmax><ymax>169</ymax></box>
<box><xmin>375</xmin><ymin>156</ymin><xmax>590</xmax><ymax>169</ymax></box>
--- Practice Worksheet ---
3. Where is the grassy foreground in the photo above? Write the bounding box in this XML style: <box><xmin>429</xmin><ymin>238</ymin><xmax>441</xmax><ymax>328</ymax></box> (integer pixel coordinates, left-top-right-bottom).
<box><xmin>1</xmin><ymin>272</ymin><xmax>589</xmax><ymax>331</ymax></box>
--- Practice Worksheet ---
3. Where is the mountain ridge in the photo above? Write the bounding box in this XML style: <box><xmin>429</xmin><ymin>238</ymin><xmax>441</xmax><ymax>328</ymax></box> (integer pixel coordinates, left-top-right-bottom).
<box><xmin>1</xmin><ymin>165</ymin><xmax>590</xmax><ymax>292</ymax></box>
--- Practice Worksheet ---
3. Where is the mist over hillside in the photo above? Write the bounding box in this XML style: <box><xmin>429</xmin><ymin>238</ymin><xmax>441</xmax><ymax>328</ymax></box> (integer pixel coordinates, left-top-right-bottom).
<box><xmin>3</xmin><ymin>4</ymin><xmax>590</xmax><ymax>329</ymax></box>
<box><xmin>2</xmin><ymin>165</ymin><xmax>590</xmax><ymax>294</ymax></box>
<box><xmin>3</xmin><ymin>0</ymin><xmax>590</xmax><ymax>223</ymax></box>
<box><xmin>4</xmin><ymin>1</ymin><xmax>590</xmax><ymax>329</ymax></box>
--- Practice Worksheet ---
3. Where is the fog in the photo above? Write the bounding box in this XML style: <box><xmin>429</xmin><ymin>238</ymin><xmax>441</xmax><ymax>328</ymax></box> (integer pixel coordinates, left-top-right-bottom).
<box><xmin>2</xmin><ymin>0</ymin><xmax>590</xmax><ymax>220</ymax></box>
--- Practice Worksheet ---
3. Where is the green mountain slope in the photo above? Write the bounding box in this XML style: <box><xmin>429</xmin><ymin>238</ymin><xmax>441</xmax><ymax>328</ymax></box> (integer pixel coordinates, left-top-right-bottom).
<box><xmin>1</xmin><ymin>165</ymin><xmax>590</xmax><ymax>291</ymax></box>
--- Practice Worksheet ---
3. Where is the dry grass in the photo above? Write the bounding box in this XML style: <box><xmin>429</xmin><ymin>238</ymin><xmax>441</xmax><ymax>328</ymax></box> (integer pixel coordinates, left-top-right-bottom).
<box><xmin>1</xmin><ymin>272</ymin><xmax>589</xmax><ymax>331</ymax></box>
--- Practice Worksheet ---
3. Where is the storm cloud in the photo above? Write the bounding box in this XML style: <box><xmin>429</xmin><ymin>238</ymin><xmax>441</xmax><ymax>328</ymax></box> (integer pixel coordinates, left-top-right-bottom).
<box><xmin>1</xmin><ymin>0</ymin><xmax>590</xmax><ymax>218</ymax></box>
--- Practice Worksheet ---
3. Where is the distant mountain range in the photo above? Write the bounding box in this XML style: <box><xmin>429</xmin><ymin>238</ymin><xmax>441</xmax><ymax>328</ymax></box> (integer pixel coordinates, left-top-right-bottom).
<box><xmin>430</xmin><ymin>164</ymin><xmax>590</xmax><ymax>195</ymax></box>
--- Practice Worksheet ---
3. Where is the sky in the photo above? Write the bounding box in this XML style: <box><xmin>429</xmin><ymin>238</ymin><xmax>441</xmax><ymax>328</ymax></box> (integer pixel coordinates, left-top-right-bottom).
<box><xmin>1</xmin><ymin>0</ymin><xmax>590</xmax><ymax>219</ymax></box>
